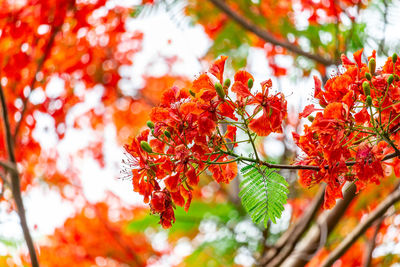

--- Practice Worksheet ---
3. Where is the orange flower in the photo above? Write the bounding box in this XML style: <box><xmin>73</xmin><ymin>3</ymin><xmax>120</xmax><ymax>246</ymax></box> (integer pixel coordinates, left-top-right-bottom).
<box><xmin>248</xmin><ymin>79</ymin><xmax>287</xmax><ymax>136</ymax></box>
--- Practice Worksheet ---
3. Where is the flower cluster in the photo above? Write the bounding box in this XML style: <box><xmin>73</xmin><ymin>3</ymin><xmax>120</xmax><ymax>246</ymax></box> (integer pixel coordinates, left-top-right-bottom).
<box><xmin>294</xmin><ymin>50</ymin><xmax>400</xmax><ymax>208</ymax></box>
<box><xmin>124</xmin><ymin>56</ymin><xmax>287</xmax><ymax>228</ymax></box>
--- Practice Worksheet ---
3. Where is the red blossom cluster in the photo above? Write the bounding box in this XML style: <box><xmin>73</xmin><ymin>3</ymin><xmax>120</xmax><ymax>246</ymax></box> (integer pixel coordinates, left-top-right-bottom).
<box><xmin>126</xmin><ymin>51</ymin><xmax>400</xmax><ymax>228</ymax></box>
<box><xmin>295</xmin><ymin>50</ymin><xmax>400</xmax><ymax>208</ymax></box>
<box><xmin>124</xmin><ymin>56</ymin><xmax>287</xmax><ymax>228</ymax></box>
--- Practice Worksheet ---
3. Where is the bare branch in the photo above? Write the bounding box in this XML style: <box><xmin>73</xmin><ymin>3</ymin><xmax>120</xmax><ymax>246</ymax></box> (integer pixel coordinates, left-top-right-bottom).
<box><xmin>13</xmin><ymin>24</ymin><xmax>62</xmax><ymax>141</ymax></box>
<box><xmin>280</xmin><ymin>183</ymin><xmax>357</xmax><ymax>267</ymax></box>
<box><xmin>320</xmin><ymin>186</ymin><xmax>400</xmax><ymax>267</ymax></box>
<box><xmin>260</xmin><ymin>184</ymin><xmax>325</xmax><ymax>266</ymax></box>
<box><xmin>0</xmin><ymin>83</ymin><xmax>39</xmax><ymax>267</ymax></box>
<box><xmin>363</xmin><ymin>216</ymin><xmax>385</xmax><ymax>267</ymax></box>
<box><xmin>0</xmin><ymin>160</ymin><xmax>17</xmax><ymax>174</ymax></box>
<box><xmin>207</xmin><ymin>0</ymin><xmax>337</xmax><ymax>66</ymax></box>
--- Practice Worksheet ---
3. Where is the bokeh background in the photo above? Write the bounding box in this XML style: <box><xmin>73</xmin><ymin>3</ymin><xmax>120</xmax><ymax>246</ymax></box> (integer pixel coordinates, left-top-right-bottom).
<box><xmin>1</xmin><ymin>0</ymin><xmax>400</xmax><ymax>266</ymax></box>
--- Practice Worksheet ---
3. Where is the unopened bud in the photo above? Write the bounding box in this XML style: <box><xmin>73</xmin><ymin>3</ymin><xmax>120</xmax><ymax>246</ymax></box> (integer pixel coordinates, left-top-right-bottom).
<box><xmin>140</xmin><ymin>141</ymin><xmax>153</xmax><ymax>153</ymax></box>
<box><xmin>393</xmin><ymin>53</ymin><xmax>398</xmax><ymax>64</ymax></box>
<box><xmin>369</xmin><ymin>58</ymin><xmax>376</xmax><ymax>75</ymax></box>
<box><xmin>365</xmin><ymin>72</ymin><xmax>372</xmax><ymax>81</ymax></box>
<box><xmin>223</xmin><ymin>78</ymin><xmax>231</xmax><ymax>88</ymax></box>
<box><xmin>214</xmin><ymin>82</ymin><xmax>225</xmax><ymax>99</ymax></box>
<box><xmin>189</xmin><ymin>89</ymin><xmax>196</xmax><ymax>97</ymax></box>
<box><xmin>388</xmin><ymin>74</ymin><xmax>394</xmax><ymax>85</ymax></box>
<box><xmin>247</xmin><ymin>78</ymin><xmax>254</xmax><ymax>89</ymax></box>
<box><xmin>362</xmin><ymin>81</ymin><xmax>371</xmax><ymax>96</ymax></box>
<box><xmin>307</xmin><ymin>115</ymin><xmax>315</xmax><ymax>122</ymax></box>
<box><xmin>147</xmin><ymin>121</ymin><xmax>154</xmax><ymax>129</ymax></box>
<box><xmin>366</xmin><ymin>95</ymin><xmax>373</xmax><ymax>106</ymax></box>
<box><xmin>164</xmin><ymin>130</ymin><xmax>171</xmax><ymax>139</ymax></box>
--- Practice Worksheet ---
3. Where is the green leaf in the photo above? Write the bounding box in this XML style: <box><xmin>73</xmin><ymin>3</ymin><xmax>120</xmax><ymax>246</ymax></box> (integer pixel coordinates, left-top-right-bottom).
<box><xmin>239</xmin><ymin>164</ymin><xmax>288</xmax><ymax>227</ymax></box>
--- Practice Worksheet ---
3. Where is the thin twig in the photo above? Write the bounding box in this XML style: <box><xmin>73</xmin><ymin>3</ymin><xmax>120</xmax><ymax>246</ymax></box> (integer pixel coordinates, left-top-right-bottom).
<box><xmin>207</xmin><ymin>0</ymin><xmax>337</xmax><ymax>66</ymax></box>
<box><xmin>0</xmin><ymin>83</ymin><xmax>39</xmax><ymax>267</ymax></box>
<box><xmin>225</xmin><ymin>150</ymin><xmax>400</xmax><ymax>171</ymax></box>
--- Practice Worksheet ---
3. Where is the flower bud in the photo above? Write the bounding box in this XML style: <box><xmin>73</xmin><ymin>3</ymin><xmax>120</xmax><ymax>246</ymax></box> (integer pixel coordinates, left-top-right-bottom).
<box><xmin>393</xmin><ymin>53</ymin><xmax>398</xmax><ymax>64</ymax></box>
<box><xmin>214</xmin><ymin>82</ymin><xmax>225</xmax><ymax>99</ymax></box>
<box><xmin>369</xmin><ymin>58</ymin><xmax>376</xmax><ymax>75</ymax></box>
<box><xmin>388</xmin><ymin>74</ymin><xmax>394</xmax><ymax>85</ymax></box>
<box><xmin>223</xmin><ymin>78</ymin><xmax>231</xmax><ymax>88</ymax></box>
<box><xmin>365</xmin><ymin>72</ymin><xmax>372</xmax><ymax>81</ymax></box>
<box><xmin>189</xmin><ymin>89</ymin><xmax>196</xmax><ymax>97</ymax></box>
<box><xmin>362</xmin><ymin>81</ymin><xmax>370</xmax><ymax>96</ymax></box>
<box><xmin>247</xmin><ymin>78</ymin><xmax>254</xmax><ymax>89</ymax></box>
<box><xmin>366</xmin><ymin>95</ymin><xmax>373</xmax><ymax>106</ymax></box>
<box><xmin>307</xmin><ymin>115</ymin><xmax>315</xmax><ymax>122</ymax></box>
<box><xmin>147</xmin><ymin>121</ymin><xmax>154</xmax><ymax>129</ymax></box>
<box><xmin>140</xmin><ymin>141</ymin><xmax>153</xmax><ymax>153</ymax></box>
<box><xmin>164</xmin><ymin>130</ymin><xmax>171</xmax><ymax>139</ymax></box>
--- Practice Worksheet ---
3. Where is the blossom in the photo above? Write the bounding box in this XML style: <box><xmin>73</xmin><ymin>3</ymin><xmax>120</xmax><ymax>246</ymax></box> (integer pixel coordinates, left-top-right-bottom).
<box><xmin>248</xmin><ymin>79</ymin><xmax>287</xmax><ymax>136</ymax></box>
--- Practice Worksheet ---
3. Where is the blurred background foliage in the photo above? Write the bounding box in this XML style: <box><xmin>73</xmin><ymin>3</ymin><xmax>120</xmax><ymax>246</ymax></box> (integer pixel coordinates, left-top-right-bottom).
<box><xmin>1</xmin><ymin>0</ymin><xmax>400</xmax><ymax>266</ymax></box>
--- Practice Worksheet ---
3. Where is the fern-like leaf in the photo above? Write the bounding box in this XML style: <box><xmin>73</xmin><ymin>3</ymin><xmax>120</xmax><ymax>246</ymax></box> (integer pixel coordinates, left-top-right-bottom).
<box><xmin>239</xmin><ymin>164</ymin><xmax>289</xmax><ymax>227</ymax></box>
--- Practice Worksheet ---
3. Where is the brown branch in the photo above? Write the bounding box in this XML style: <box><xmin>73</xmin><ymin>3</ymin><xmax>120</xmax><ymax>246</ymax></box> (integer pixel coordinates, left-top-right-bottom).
<box><xmin>0</xmin><ymin>160</ymin><xmax>17</xmax><ymax>174</ymax></box>
<box><xmin>280</xmin><ymin>183</ymin><xmax>357</xmax><ymax>267</ymax></box>
<box><xmin>13</xmin><ymin>24</ymin><xmax>62</xmax><ymax>141</ymax></box>
<box><xmin>207</xmin><ymin>0</ymin><xmax>337</xmax><ymax>66</ymax></box>
<box><xmin>363</xmin><ymin>216</ymin><xmax>385</xmax><ymax>267</ymax></box>
<box><xmin>0</xmin><ymin>83</ymin><xmax>39</xmax><ymax>267</ymax></box>
<box><xmin>320</xmin><ymin>186</ymin><xmax>400</xmax><ymax>267</ymax></box>
<box><xmin>260</xmin><ymin>184</ymin><xmax>326</xmax><ymax>266</ymax></box>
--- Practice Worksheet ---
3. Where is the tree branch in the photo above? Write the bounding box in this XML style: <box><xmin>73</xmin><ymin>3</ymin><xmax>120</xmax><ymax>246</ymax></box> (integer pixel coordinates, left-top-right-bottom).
<box><xmin>13</xmin><ymin>24</ymin><xmax>62</xmax><ymax>141</ymax></box>
<box><xmin>363</xmin><ymin>215</ymin><xmax>385</xmax><ymax>267</ymax></box>
<box><xmin>280</xmin><ymin>183</ymin><xmax>357</xmax><ymax>267</ymax></box>
<box><xmin>260</xmin><ymin>184</ymin><xmax>325</xmax><ymax>266</ymax></box>
<box><xmin>207</xmin><ymin>0</ymin><xmax>337</xmax><ymax>66</ymax></box>
<box><xmin>262</xmin><ymin>185</ymin><xmax>326</xmax><ymax>266</ymax></box>
<box><xmin>0</xmin><ymin>160</ymin><xmax>17</xmax><ymax>174</ymax></box>
<box><xmin>320</xmin><ymin>186</ymin><xmax>400</xmax><ymax>267</ymax></box>
<box><xmin>0</xmin><ymin>83</ymin><xmax>39</xmax><ymax>267</ymax></box>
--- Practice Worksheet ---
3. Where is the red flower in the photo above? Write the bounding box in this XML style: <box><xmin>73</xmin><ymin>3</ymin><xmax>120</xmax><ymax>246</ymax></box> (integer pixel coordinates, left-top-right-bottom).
<box><xmin>150</xmin><ymin>190</ymin><xmax>176</xmax><ymax>229</ymax></box>
<box><xmin>231</xmin><ymin>70</ymin><xmax>254</xmax><ymax>99</ymax></box>
<box><xmin>247</xmin><ymin>79</ymin><xmax>287</xmax><ymax>136</ymax></box>
<box><xmin>124</xmin><ymin>130</ymin><xmax>163</xmax><ymax>203</ymax></box>
<box><xmin>299</xmin><ymin>104</ymin><xmax>318</xmax><ymax>118</ymax></box>
<box><xmin>352</xmin><ymin>143</ymin><xmax>385</xmax><ymax>191</ymax></box>
<box><xmin>209</xmin><ymin>55</ymin><xmax>227</xmax><ymax>83</ymax></box>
